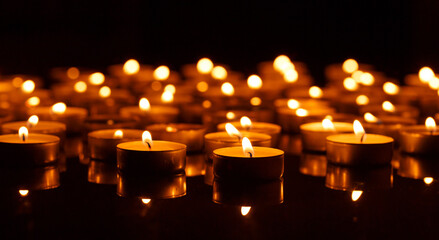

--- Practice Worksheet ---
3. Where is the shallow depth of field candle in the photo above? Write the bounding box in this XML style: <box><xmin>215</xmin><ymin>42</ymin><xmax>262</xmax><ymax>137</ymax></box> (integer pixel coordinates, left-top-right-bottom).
<box><xmin>0</xmin><ymin>126</ymin><xmax>60</xmax><ymax>166</ymax></box>
<box><xmin>399</xmin><ymin>117</ymin><xmax>439</xmax><ymax>155</ymax></box>
<box><xmin>2</xmin><ymin>115</ymin><xmax>66</xmax><ymax>141</ymax></box>
<box><xmin>326</xmin><ymin>120</ymin><xmax>393</xmax><ymax>165</ymax></box>
<box><xmin>117</xmin><ymin>131</ymin><xmax>186</xmax><ymax>174</ymax></box>
<box><xmin>213</xmin><ymin>137</ymin><xmax>284</xmax><ymax>179</ymax></box>
<box><xmin>146</xmin><ymin>123</ymin><xmax>205</xmax><ymax>152</ymax></box>
<box><xmin>300</xmin><ymin>118</ymin><xmax>353</xmax><ymax>152</ymax></box>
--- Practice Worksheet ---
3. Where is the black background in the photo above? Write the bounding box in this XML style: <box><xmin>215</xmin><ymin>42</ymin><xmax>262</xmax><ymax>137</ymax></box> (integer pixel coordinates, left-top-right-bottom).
<box><xmin>0</xmin><ymin>0</ymin><xmax>438</xmax><ymax>84</ymax></box>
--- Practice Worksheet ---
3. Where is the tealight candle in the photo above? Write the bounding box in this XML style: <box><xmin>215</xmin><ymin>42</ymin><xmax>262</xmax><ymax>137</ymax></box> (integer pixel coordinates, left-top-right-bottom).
<box><xmin>0</xmin><ymin>127</ymin><xmax>60</xmax><ymax>167</ymax></box>
<box><xmin>300</xmin><ymin>119</ymin><xmax>353</xmax><ymax>152</ymax></box>
<box><xmin>326</xmin><ymin>120</ymin><xmax>393</xmax><ymax>165</ymax></box>
<box><xmin>2</xmin><ymin>115</ymin><xmax>66</xmax><ymax>142</ymax></box>
<box><xmin>399</xmin><ymin>117</ymin><xmax>439</xmax><ymax>155</ymax></box>
<box><xmin>362</xmin><ymin>112</ymin><xmax>416</xmax><ymax>144</ymax></box>
<box><xmin>88</xmin><ymin>129</ymin><xmax>144</xmax><ymax>161</ymax></box>
<box><xmin>276</xmin><ymin>105</ymin><xmax>335</xmax><ymax>133</ymax></box>
<box><xmin>213</xmin><ymin>137</ymin><xmax>284</xmax><ymax>179</ymax></box>
<box><xmin>359</xmin><ymin>101</ymin><xmax>419</xmax><ymax>119</ymax></box>
<box><xmin>117</xmin><ymin>131</ymin><xmax>186</xmax><ymax>174</ymax></box>
<box><xmin>146</xmin><ymin>123</ymin><xmax>205</xmax><ymax>152</ymax></box>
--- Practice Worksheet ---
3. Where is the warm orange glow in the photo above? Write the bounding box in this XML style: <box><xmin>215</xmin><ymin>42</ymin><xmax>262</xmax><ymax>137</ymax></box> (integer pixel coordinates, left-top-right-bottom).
<box><xmin>309</xmin><ymin>86</ymin><xmax>323</xmax><ymax>98</ymax></box>
<box><xmin>247</xmin><ymin>74</ymin><xmax>263</xmax><ymax>90</ymax></box>
<box><xmin>283</xmin><ymin>68</ymin><xmax>299</xmax><ymax>83</ymax></box>
<box><xmin>196</xmin><ymin>81</ymin><xmax>209</xmax><ymax>92</ymax></box>
<box><xmin>19</xmin><ymin>126</ymin><xmax>28</xmax><ymax>142</ymax></box>
<box><xmin>342</xmin><ymin>59</ymin><xmax>359</xmax><ymax>74</ymax></box>
<box><xmin>211</xmin><ymin>66</ymin><xmax>227</xmax><ymax>80</ymax></box>
<box><xmin>221</xmin><ymin>82</ymin><xmax>234</xmax><ymax>96</ymax></box>
<box><xmin>153</xmin><ymin>65</ymin><xmax>170</xmax><ymax>80</ymax></box>
<box><xmin>226</xmin><ymin>112</ymin><xmax>236</xmax><ymax>120</ymax></box>
<box><xmin>356</xmin><ymin>95</ymin><xmax>369</xmax><ymax>105</ymax></box>
<box><xmin>52</xmin><ymin>102</ymin><xmax>67</xmax><ymax>114</ymax></box>
<box><xmin>240</xmin><ymin>116</ymin><xmax>252</xmax><ymax>129</ymax></box>
<box><xmin>425</xmin><ymin>117</ymin><xmax>436</xmax><ymax>132</ymax></box>
<box><xmin>89</xmin><ymin>72</ymin><xmax>105</xmax><ymax>85</ymax></box>
<box><xmin>74</xmin><ymin>81</ymin><xmax>87</xmax><ymax>93</ymax></box>
<box><xmin>25</xmin><ymin>96</ymin><xmax>40</xmax><ymax>107</ymax></box>
<box><xmin>166</xmin><ymin>126</ymin><xmax>177</xmax><ymax>132</ymax></box>
<box><xmin>351</xmin><ymin>70</ymin><xmax>363</xmax><ymax>82</ymax></box>
<box><xmin>343</xmin><ymin>77</ymin><xmax>358</xmax><ymax>91</ymax></box>
<box><xmin>242</xmin><ymin>137</ymin><xmax>255</xmax><ymax>157</ymax></box>
<box><xmin>12</xmin><ymin>77</ymin><xmax>23</xmax><ymax>88</ymax></box>
<box><xmin>27</xmin><ymin>115</ymin><xmax>39</xmax><ymax>128</ymax></box>
<box><xmin>114</xmin><ymin>130</ymin><xmax>123</xmax><ymax>139</ymax></box>
<box><xmin>164</xmin><ymin>84</ymin><xmax>176</xmax><ymax>94</ymax></box>
<box><xmin>359</xmin><ymin>72</ymin><xmax>374</xmax><ymax>86</ymax></box>
<box><xmin>202</xmin><ymin>100</ymin><xmax>211</xmax><ymax>109</ymax></box>
<box><xmin>382</xmin><ymin>101</ymin><xmax>395</xmax><ymax>112</ymax></box>
<box><xmin>419</xmin><ymin>67</ymin><xmax>435</xmax><ymax>83</ymax></box>
<box><xmin>287</xmin><ymin>99</ymin><xmax>300</xmax><ymax>109</ymax></box>
<box><xmin>324</xmin><ymin>115</ymin><xmax>333</xmax><ymax>121</ymax></box>
<box><xmin>250</xmin><ymin>97</ymin><xmax>262</xmax><ymax>106</ymax></box>
<box><xmin>241</xmin><ymin>206</ymin><xmax>251</xmax><ymax>216</ymax></box>
<box><xmin>364</xmin><ymin>112</ymin><xmax>379</xmax><ymax>123</ymax></box>
<box><xmin>273</xmin><ymin>55</ymin><xmax>293</xmax><ymax>73</ymax></box>
<box><xmin>424</xmin><ymin>177</ymin><xmax>434</xmax><ymax>185</ymax></box>
<box><xmin>99</xmin><ymin>86</ymin><xmax>111</xmax><ymax>98</ymax></box>
<box><xmin>151</xmin><ymin>81</ymin><xmax>162</xmax><ymax>91</ymax></box>
<box><xmin>142</xmin><ymin>131</ymin><xmax>153</xmax><ymax>149</ymax></box>
<box><xmin>351</xmin><ymin>190</ymin><xmax>363</xmax><ymax>201</ymax></box>
<box><xmin>296</xmin><ymin>108</ymin><xmax>308</xmax><ymax>117</ymax></box>
<box><xmin>21</xmin><ymin>80</ymin><xmax>35</xmax><ymax>94</ymax></box>
<box><xmin>428</xmin><ymin>77</ymin><xmax>439</xmax><ymax>90</ymax></box>
<box><xmin>353</xmin><ymin>120</ymin><xmax>365</xmax><ymax>137</ymax></box>
<box><xmin>19</xmin><ymin>189</ymin><xmax>29</xmax><ymax>197</ymax></box>
<box><xmin>139</xmin><ymin>98</ymin><xmax>151</xmax><ymax>111</ymax></box>
<box><xmin>161</xmin><ymin>91</ymin><xmax>174</xmax><ymax>103</ymax></box>
<box><xmin>225</xmin><ymin>123</ymin><xmax>242</xmax><ymax>139</ymax></box>
<box><xmin>141</xmin><ymin>198</ymin><xmax>151</xmax><ymax>204</ymax></box>
<box><xmin>322</xmin><ymin>118</ymin><xmax>335</xmax><ymax>130</ymax></box>
<box><xmin>383</xmin><ymin>82</ymin><xmax>400</xmax><ymax>95</ymax></box>
<box><xmin>123</xmin><ymin>59</ymin><xmax>140</xmax><ymax>75</ymax></box>
<box><xmin>197</xmin><ymin>58</ymin><xmax>214</xmax><ymax>74</ymax></box>
<box><xmin>67</xmin><ymin>67</ymin><xmax>80</xmax><ymax>79</ymax></box>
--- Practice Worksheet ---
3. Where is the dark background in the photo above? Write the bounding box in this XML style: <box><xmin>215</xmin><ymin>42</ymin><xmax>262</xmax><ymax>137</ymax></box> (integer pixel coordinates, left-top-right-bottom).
<box><xmin>0</xmin><ymin>0</ymin><xmax>438</xmax><ymax>84</ymax></box>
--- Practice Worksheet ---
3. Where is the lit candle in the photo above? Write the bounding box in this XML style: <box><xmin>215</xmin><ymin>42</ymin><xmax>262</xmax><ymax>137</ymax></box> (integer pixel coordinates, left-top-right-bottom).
<box><xmin>399</xmin><ymin>117</ymin><xmax>439</xmax><ymax>155</ymax></box>
<box><xmin>2</xmin><ymin>115</ymin><xmax>66</xmax><ymax>142</ymax></box>
<box><xmin>359</xmin><ymin>101</ymin><xmax>419</xmax><ymax>119</ymax></box>
<box><xmin>117</xmin><ymin>131</ymin><xmax>186</xmax><ymax>174</ymax></box>
<box><xmin>326</xmin><ymin>120</ymin><xmax>393</xmax><ymax>165</ymax></box>
<box><xmin>362</xmin><ymin>112</ymin><xmax>416</xmax><ymax>144</ymax></box>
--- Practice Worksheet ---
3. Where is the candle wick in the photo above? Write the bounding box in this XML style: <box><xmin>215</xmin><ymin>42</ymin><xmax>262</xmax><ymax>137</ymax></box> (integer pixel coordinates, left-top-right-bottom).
<box><xmin>22</xmin><ymin>134</ymin><xmax>25</xmax><ymax>142</ymax></box>
<box><xmin>147</xmin><ymin>142</ymin><xmax>151</xmax><ymax>149</ymax></box>
<box><xmin>360</xmin><ymin>134</ymin><xmax>365</xmax><ymax>143</ymax></box>
<box><xmin>248</xmin><ymin>152</ymin><xmax>253</xmax><ymax>158</ymax></box>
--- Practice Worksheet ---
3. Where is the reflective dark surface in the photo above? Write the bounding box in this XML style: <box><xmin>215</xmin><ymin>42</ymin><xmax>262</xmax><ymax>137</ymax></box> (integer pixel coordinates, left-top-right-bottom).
<box><xmin>1</xmin><ymin>134</ymin><xmax>439</xmax><ymax>240</ymax></box>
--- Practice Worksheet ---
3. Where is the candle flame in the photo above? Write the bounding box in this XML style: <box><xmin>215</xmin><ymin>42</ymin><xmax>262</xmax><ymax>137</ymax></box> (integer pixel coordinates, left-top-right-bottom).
<box><xmin>287</xmin><ymin>99</ymin><xmax>300</xmax><ymax>110</ymax></box>
<box><xmin>322</xmin><ymin>118</ymin><xmax>335</xmax><ymax>130</ymax></box>
<box><xmin>273</xmin><ymin>55</ymin><xmax>293</xmax><ymax>73</ymax></box>
<box><xmin>99</xmin><ymin>86</ymin><xmax>111</xmax><ymax>98</ymax></box>
<box><xmin>343</xmin><ymin>77</ymin><xmax>358</xmax><ymax>91</ymax></box>
<box><xmin>166</xmin><ymin>126</ymin><xmax>177</xmax><ymax>132</ymax></box>
<box><xmin>211</xmin><ymin>66</ymin><xmax>227</xmax><ymax>80</ymax></box>
<box><xmin>364</xmin><ymin>112</ymin><xmax>379</xmax><ymax>123</ymax></box>
<box><xmin>161</xmin><ymin>91</ymin><xmax>174</xmax><ymax>103</ymax></box>
<box><xmin>142</xmin><ymin>131</ymin><xmax>153</xmax><ymax>149</ymax></box>
<box><xmin>353</xmin><ymin>120</ymin><xmax>365</xmax><ymax>138</ymax></box>
<box><xmin>226</xmin><ymin>112</ymin><xmax>236</xmax><ymax>120</ymax></box>
<box><xmin>25</xmin><ymin>96</ymin><xmax>40</xmax><ymax>107</ymax></box>
<box><xmin>153</xmin><ymin>65</ymin><xmax>170</xmax><ymax>81</ymax></box>
<box><xmin>382</xmin><ymin>101</ymin><xmax>396</xmax><ymax>112</ymax></box>
<box><xmin>67</xmin><ymin>67</ymin><xmax>80</xmax><ymax>79</ymax></box>
<box><xmin>240</xmin><ymin>116</ymin><xmax>252</xmax><ymax>130</ymax></box>
<box><xmin>88</xmin><ymin>72</ymin><xmax>105</xmax><ymax>85</ymax></box>
<box><xmin>324</xmin><ymin>115</ymin><xmax>333</xmax><ymax>121</ymax></box>
<box><xmin>351</xmin><ymin>190</ymin><xmax>363</xmax><ymax>201</ymax></box>
<box><xmin>309</xmin><ymin>86</ymin><xmax>323</xmax><ymax>98</ymax></box>
<box><xmin>19</xmin><ymin>189</ymin><xmax>29</xmax><ymax>197</ymax></box>
<box><xmin>141</xmin><ymin>198</ymin><xmax>151</xmax><ymax>204</ymax></box>
<box><xmin>221</xmin><ymin>82</ymin><xmax>234</xmax><ymax>96</ymax></box>
<box><xmin>27</xmin><ymin>115</ymin><xmax>39</xmax><ymax>128</ymax></box>
<box><xmin>351</xmin><ymin>70</ymin><xmax>363</xmax><ymax>83</ymax></box>
<box><xmin>164</xmin><ymin>84</ymin><xmax>176</xmax><ymax>94</ymax></box>
<box><xmin>283</xmin><ymin>68</ymin><xmax>298</xmax><ymax>83</ymax></box>
<box><xmin>202</xmin><ymin>100</ymin><xmax>212</xmax><ymax>109</ymax></box>
<box><xmin>197</xmin><ymin>58</ymin><xmax>214</xmax><ymax>74</ymax></box>
<box><xmin>428</xmin><ymin>77</ymin><xmax>439</xmax><ymax>90</ymax></box>
<box><xmin>242</xmin><ymin>137</ymin><xmax>254</xmax><ymax>157</ymax></box>
<box><xmin>123</xmin><ymin>59</ymin><xmax>140</xmax><ymax>75</ymax></box>
<box><xmin>356</xmin><ymin>95</ymin><xmax>369</xmax><ymax>105</ymax></box>
<box><xmin>296</xmin><ymin>108</ymin><xmax>308</xmax><ymax>117</ymax></box>
<box><xmin>19</xmin><ymin>126</ymin><xmax>28</xmax><ymax>142</ymax></box>
<box><xmin>383</xmin><ymin>82</ymin><xmax>400</xmax><ymax>95</ymax></box>
<box><xmin>241</xmin><ymin>206</ymin><xmax>251</xmax><ymax>216</ymax></box>
<box><xmin>21</xmin><ymin>80</ymin><xmax>35</xmax><ymax>94</ymax></box>
<box><xmin>342</xmin><ymin>59</ymin><xmax>359</xmax><ymax>74</ymax></box>
<box><xmin>247</xmin><ymin>74</ymin><xmax>263</xmax><ymax>90</ymax></box>
<box><xmin>114</xmin><ymin>130</ymin><xmax>123</xmax><ymax>139</ymax></box>
<box><xmin>359</xmin><ymin>72</ymin><xmax>374</xmax><ymax>86</ymax></box>
<box><xmin>419</xmin><ymin>67</ymin><xmax>435</xmax><ymax>83</ymax></box>
<box><xmin>139</xmin><ymin>98</ymin><xmax>151</xmax><ymax>111</ymax></box>
<box><xmin>196</xmin><ymin>81</ymin><xmax>209</xmax><ymax>92</ymax></box>
<box><xmin>52</xmin><ymin>102</ymin><xmax>67</xmax><ymax>114</ymax></box>
<box><xmin>250</xmin><ymin>97</ymin><xmax>262</xmax><ymax>106</ymax></box>
<box><xmin>225</xmin><ymin>123</ymin><xmax>242</xmax><ymax>139</ymax></box>
<box><xmin>74</xmin><ymin>81</ymin><xmax>87</xmax><ymax>93</ymax></box>
<box><xmin>425</xmin><ymin>117</ymin><xmax>436</xmax><ymax>132</ymax></box>
<box><xmin>424</xmin><ymin>177</ymin><xmax>434</xmax><ymax>185</ymax></box>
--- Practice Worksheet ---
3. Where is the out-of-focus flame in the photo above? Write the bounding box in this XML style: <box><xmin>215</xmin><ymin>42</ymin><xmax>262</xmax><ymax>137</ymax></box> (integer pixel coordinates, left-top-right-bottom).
<box><xmin>52</xmin><ymin>102</ymin><xmax>67</xmax><ymax>114</ymax></box>
<box><xmin>153</xmin><ymin>65</ymin><xmax>170</xmax><ymax>81</ymax></box>
<box><xmin>240</xmin><ymin>116</ymin><xmax>252</xmax><ymax>129</ymax></box>
<box><xmin>141</xmin><ymin>198</ymin><xmax>151</xmax><ymax>204</ymax></box>
<box><xmin>351</xmin><ymin>190</ymin><xmax>363</xmax><ymax>201</ymax></box>
<box><xmin>226</xmin><ymin>112</ymin><xmax>235</xmax><ymax>120</ymax></box>
<box><xmin>383</xmin><ymin>82</ymin><xmax>400</xmax><ymax>95</ymax></box>
<box><xmin>242</xmin><ymin>137</ymin><xmax>254</xmax><ymax>157</ymax></box>
<box><xmin>67</xmin><ymin>67</ymin><xmax>80</xmax><ymax>79</ymax></box>
<box><xmin>343</xmin><ymin>77</ymin><xmax>358</xmax><ymax>91</ymax></box>
<box><xmin>360</xmin><ymin>72</ymin><xmax>374</xmax><ymax>86</ymax></box>
<box><xmin>211</xmin><ymin>66</ymin><xmax>227</xmax><ymax>80</ymax></box>
<box><xmin>425</xmin><ymin>117</ymin><xmax>436</xmax><ymax>132</ymax></box>
<box><xmin>428</xmin><ymin>77</ymin><xmax>439</xmax><ymax>90</ymax></box>
<box><xmin>88</xmin><ymin>72</ymin><xmax>105</xmax><ymax>85</ymax></box>
<box><xmin>296</xmin><ymin>108</ymin><xmax>308</xmax><ymax>117</ymax></box>
<box><xmin>164</xmin><ymin>84</ymin><xmax>176</xmax><ymax>94</ymax></box>
<box><xmin>114</xmin><ymin>130</ymin><xmax>123</xmax><ymax>139</ymax></box>
<box><xmin>196</xmin><ymin>81</ymin><xmax>209</xmax><ymax>92</ymax></box>
<box><xmin>21</xmin><ymin>80</ymin><xmax>35</xmax><ymax>94</ymax></box>
<box><xmin>139</xmin><ymin>98</ymin><xmax>151</xmax><ymax>111</ymax></box>
<box><xmin>221</xmin><ymin>82</ymin><xmax>234</xmax><ymax>96</ymax></box>
<box><xmin>382</xmin><ymin>101</ymin><xmax>395</xmax><ymax>112</ymax></box>
<box><xmin>241</xmin><ymin>206</ymin><xmax>251</xmax><ymax>216</ymax></box>
<box><xmin>351</xmin><ymin>70</ymin><xmax>363</xmax><ymax>83</ymax></box>
<box><xmin>250</xmin><ymin>97</ymin><xmax>261</xmax><ymax>106</ymax></box>
<box><xmin>12</xmin><ymin>77</ymin><xmax>23</xmax><ymax>88</ymax></box>
<box><xmin>353</xmin><ymin>120</ymin><xmax>365</xmax><ymax>137</ymax></box>
<box><xmin>19</xmin><ymin>189</ymin><xmax>29</xmax><ymax>197</ymax></box>
<box><xmin>74</xmin><ymin>81</ymin><xmax>87</xmax><ymax>93</ymax></box>
<box><xmin>356</xmin><ymin>95</ymin><xmax>369</xmax><ymax>105</ymax></box>
<box><xmin>142</xmin><ymin>131</ymin><xmax>153</xmax><ymax>149</ymax></box>
<box><xmin>161</xmin><ymin>91</ymin><xmax>174</xmax><ymax>103</ymax></box>
<box><xmin>342</xmin><ymin>59</ymin><xmax>359</xmax><ymax>74</ymax></box>
<box><xmin>19</xmin><ymin>126</ymin><xmax>28</xmax><ymax>142</ymax></box>
<box><xmin>247</xmin><ymin>75</ymin><xmax>263</xmax><ymax>90</ymax></box>
<box><xmin>309</xmin><ymin>86</ymin><xmax>323</xmax><ymax>98</ymax></box>
<box><xmin>364</xmin><ymin>112</ymin><xmax>379</xmax><ymax>123</ymax></box>
<box><xmin>419</xmin><ymin>67</ymin><xmax>435</xmax><ymax>83</ymax></box>
<box><xmin>322</xmin><ymin>118</ymin><xmax>335</xmax><ymax>130</ymax></box>
<box><xmin>99</xmin><ymin>86</ymin><xmax>111</xmax><ymax>98</ymax></box>
<box><xmin>287</xmin><ymin>99</ymin><xmax>300</xmax><ymax>110</ymax></box>
<box><xmin>197</xmin><ymin>58</ymin><xmax>214</xmax><ymax>74</ymax></box>
<box><xmin>166</xmin><ymin>126</ymin><xmax>177</xmax><ymax>132</ymax></box>
<box><xmin>273</xmin><ymin>55</ymin><xmax>293</xmax><ymax>73</ymax></box>
<box><xmin>27</xmin><ymin>115</ymin><xmax>39</xmax><ymax>128</ymax></box>
<box><xmin>225</xmin><ymin>123</ymin><xmax>242</xmax><ymax>139</ymax></box>
<box><xmin>283</xmin><ymin>68</ymin><xmax>298</xmax><ymax>83</ymax></box>
<box><xmin>202</xmin><ymin>100</ymin><xmax>211</xmax><ymax>109</ymax></box>
<box><xmin>25</xmin><ymin>96</ymin><xmax>40</xmax><ymax>107</ymax></box>
<box><xmin>424</xmin><ymin>177</ymin><xmax>434</xmax><ymax>185</ymax></box>
<box><xmin>123</xmin><ymin>59</ymin><xmax>140</xmax><ymax>75</ymax></box>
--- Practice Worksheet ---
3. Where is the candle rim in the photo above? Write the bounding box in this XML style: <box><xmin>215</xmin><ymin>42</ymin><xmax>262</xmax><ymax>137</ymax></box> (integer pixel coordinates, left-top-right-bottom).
<box><xmin>2</xmin><ymin>120</ymin><xmax>66</xmax><ymax>131</ymax></box>
<box><xmin>213</xmin><ymin>146</ymin><xmax>284</xmax><ymax>158</ymax></box>
<box><xmin>88</xmin><ymin>129</ymin><xmax>144</xmax><ymax>139</ymax></box>
<box><xmin>0</xmin><ymin>133</ymin><xmax>60</xmax><ymax>144</ymax></box>
<box><xmin>300</xmin><ymin>122</ymin><xmax>354</xmax><ymax>132</ymax></box>
<box><xmin>327</xmin><ymin>133</ymin><xmax>393</xmax><ymax>144</ymax></box>
<box><xmin>147</xmin><ymin>123</ymin><xmax>206</xmax><ymax>132</ymax></box>
<box><xmin>117</xmin><ymin>140</ymin><xmax>186</xmax><ymax>151</ymax></box>
<box><xmin>204</xmin><ymin>131</ymin><xmax>271</xmax><ymax>142</ymax></box>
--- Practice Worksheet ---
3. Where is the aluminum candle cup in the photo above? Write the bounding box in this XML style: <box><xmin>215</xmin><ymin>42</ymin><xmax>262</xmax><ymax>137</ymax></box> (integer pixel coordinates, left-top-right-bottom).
<box><xmin>217</xmin><ymin>122</ymin><xmax>281</xmax><ymax>147</ymax></box>
<box><xmin>117</xmin><ymin>140</ymin><xmax>186</xmax><ymax>174</ymax></box>
<box><xmin>213</xmin><ymin>146</ymin><xmax>284</xmax><ymax>179</ymax></box>
<box><xmin>88</xmin><ymin>129</ymin><xmax>144</xmax><ymax>161</ymax></box>
<box><xmin>363</xmin><ymin>116</ymin><xmax>416</xmax><ymax>144</ymax></box>
<box><xmin>2</xmin><ymin>121</ymin><xmax>66</xmax><ymax>142</ymax></box>
<box><xmin>119</xmin><ymin>106</ymin><xmax>179</xmax><ymax>128</ymax></box>
<box><xmin>276</xmin><ymin>107</ymin><xmax>335</xmax><ymax>133</ymax></box>
<box><xmin>0</xmin><ymin>134</ymin><xmax>60</xmax><ymax>166</ymax></box>
<box><xmin>399</xmin><ymin>126</ymin><xmax>439</xmax><ymax>155</ymax></box>
<box><xmin>359</xmin><ymin>104</ymin><xmax>419</xmax><ymax>119</ymax></box>
<box><xmin>28</xmin><ymin>106</ymin><xmax>87</xmax><ymax>134</ymax></box>
<box><xmin>326</xmin><ymin>134</ymin><xmax>394</xmax><ymax>165</ymax></box>
<box><xmin>146</xmin><ymin>123</ymin><xmax>205</xmax><ymax>152</ymax></box>
<box><xmin>88</xmin><ymin>160</ymin><xmax>117</xmax><ymax>185</ymax></box>
<box><xmin>300</xmin><ymin>122</ymin><xmax>353</xmax><ymax>152</ymax></box>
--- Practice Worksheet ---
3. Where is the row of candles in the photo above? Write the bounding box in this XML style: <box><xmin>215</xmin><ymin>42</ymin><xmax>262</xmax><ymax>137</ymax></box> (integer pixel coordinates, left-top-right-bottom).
<box><xmin>1</xmin><ymin>56</ymin><xmax>438</xmax><ymax>214</ymax></box>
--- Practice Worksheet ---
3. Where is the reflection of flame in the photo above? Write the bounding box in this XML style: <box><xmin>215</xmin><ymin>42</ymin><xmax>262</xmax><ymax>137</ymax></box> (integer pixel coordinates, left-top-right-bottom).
<box><xmin>52</xmin><ymin>102</ymin><xmax>67</xmax><ymax>114</ymax></box>
<box><xmin>383</xmin><ymin>82</ymin><xmax>400</xmax><ymax>95</ymax></box>
<box><xmin>21</xmin><ymin>80</ymin><xmax>35</xmax><ymax>93</ymax></box>
<box><xmin>309</xmin><ymin>86</ymin><xmax>323</xmax><ymax>98</ymax></box>
<box><xmin>211</xmin><ymin>66</ymin><xmax>227</xmax><ymax>80</ymax></box>
<box><xmin>296</xmin><ymin>108</ymin><xmax>308</xmax><ymax>117</ymax></box>
<box><xmin>74</xmin><ymin>81</ymin><xmax>87</xmax><ymax>93</ymax></box>
<box><xmin>356</xmin><ymin>95</ymin><xmax>369</xmax><ymax>105</ymax></box>
<box><xmin>425</xmin><ymin>117</ymin><xmax>436</xmax><ymax>132</ymax></box>
<box><xmin>322</xmin><ymin>118</ymin><xmax>335</xmax><ymax>130</ymax></box>
<box><xmin>287</xmin><ymin>99</ymin><xmax>300</xmax><ymax>110</ymax></box>
<box><xmin>153</xmin><ymin>65</ymin><xmax>170</xmax><ymax>80</ymax></box>
<box><xmin>247</xmin><ymin>74</ymin><xmax>263</xmax><ymax>90</ymax></box>
<box><xmin>342</xmin><ymin>59</ymin><xmax>359</xmax><ymax>74</ymax></box>
<box><xmin>225</xmin><ymin>123</ymin><xmax>242</xmax><ymax>139</ymax></box>
<box><xmin>114</xmin><ymin>130</ymin><xmax>123</xmax><ymax>139</ymax></box>
<box><xmin>161</xmin><ymin>91</ymin><xmax>174</xmax><ymax>103</ymax></box>
<box><xmin>123</xmin><ymin>59</ymin><xmax>140</xmax><ymax>75</ymax></box>
<box><xmin>19</xmin><ymin>189</ymin><xmax>29</xmax><ymax>197</ymax></box>
<box><xmin>221</xmin><ymin>82</ymin><xmax>234</xmax><ymax>96</ymax></box>
<box><xmin>27</xmin><ymin>115</ymin><xmax>39</xmax><ymax>128</ymax></box>
<box><xmin>241</xmin><ymin>206</ymin><xmax>251</xmax><ymax>216</ymax></box>
<box><xmin>142</xmin><ymin>131</ymin><xmax>153</xmax><ymax>149</ymax></box>
<box><xmin>353</xmin><ymin>120</ymin><xmax>365</xmax><ymax>137</ymax></box>
<box><xmin>99</xmin><ymin>86</ymin><xmax>111</xmax><ymax>98</ymax></box>
<box><xmin>419</xmin><ymin>67</ymin><xmax>435</xmax><ymax>83</ymax></box>
<box><xmin>343</xmin><ymin>77</ymin><xmax>358</xmax><ymax>91</ymax></box>
<box><xmin>88</xmin><ymin>72</ymin><xmax>105</xmax><ymax>85</ymax></box>
<box><xmin>196</xmin><ymin>81</ymin><xmax>208</xmax><ymax>92</ymax></box>
<box><xmin>67</xmin><ymin>67</ymin><xmax>80</xmax><ymax>79</ymax></box>
<box><xmin>364</xmin><ymin>112</ymin><xmax>379</xmax><ymax>123</ymax></box>
<box><xmin>250</xmin><ymin>97</ymin><xmax>261</xmax><ymax>106</ymax></box>
<box><xmin>351</xmin><ymin>190</ymin><xmax>363</xmax><ymax>201</ymax></box>
<box><xmin>242</xmin><ymin>137</ymin><xmax>254</xmax><ymax>157</ymax></box>
<box><xmin>197</xmin><ymin>58</ymin><xmax>214</xmax><ymax>74</ymax></box>
<box><xmin>283</xmin><ymin>68</ymin><xmax>298</xmax><ymax>83</ymax></box>
<box><xmin>226</xmin><ymin>112</ymin><xmax>235</xmax><ymax>120</ymax></box>
<box><xmin>424</xmin><ymin>177</ymin><xmax>434</xmax><ymax>185</ymax></box>
<box><xmin>240</xmin><ymin>116</ymin><xmax>252</xmax><ymax>129</ymax></box>
<box><xmin>19</xmin><ymin>126</ymin><xmax>28</xmax><ymax>142</ymax></box>
<box><xmin>141</xmin><ymin>198</ymin><xmax>151</xmax><ymax>204</ymax></box>
<box><xmin>139</xmin><ymin>98</ymin><xmax>151</xmax><ymax>111</ymax></box>
<box><xmin>25</xmin><ymin>96</ymin><xmax>40</xmax><ymax>107</ymax></box>
<box><xmin>382</xmin><ymin>101</ymin><xmax>395</xmax><ymax>112</ymax></box>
